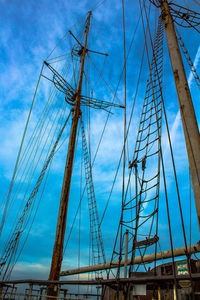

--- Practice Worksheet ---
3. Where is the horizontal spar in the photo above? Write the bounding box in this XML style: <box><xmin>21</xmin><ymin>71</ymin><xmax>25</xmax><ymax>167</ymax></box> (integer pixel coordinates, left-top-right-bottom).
<box><xmin>1</xmin><ymin>274</ymin><xmax>200</xmax><ymax>286</ymax></box>
<box><xmin>60</xmin><ymin>243</ymin><xmax>200</xmax><ymax>276</ymax></box>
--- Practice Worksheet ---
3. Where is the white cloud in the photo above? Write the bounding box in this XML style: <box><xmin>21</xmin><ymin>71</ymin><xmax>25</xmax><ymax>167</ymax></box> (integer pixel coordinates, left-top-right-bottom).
<box><xmin>188</xmin><ymin>45</ymin><xmax>200</xmax><ymax>88</ymax></box>
<box><xmin>164</xmin><ymin>43</ymin><xmax>200</xmax><ymax>171</ymax></box>
<box><xmin>15</xmin><ymin>262</ymin><xmax>49</xmax><ymax>272</ymax></box>
<box><xmin>0</xmin><ymin>109</ymin><xmax>29</xmax><ymax>178</ymax></box>
<box><xmin>162</xmin><ymin>111</ymin><xmax>186</xmax><ymax>170</ymax></box>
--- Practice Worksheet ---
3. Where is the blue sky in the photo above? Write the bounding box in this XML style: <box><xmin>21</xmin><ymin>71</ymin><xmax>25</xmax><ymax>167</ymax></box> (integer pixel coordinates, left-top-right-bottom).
<box><xmin>0</xmin><ymin>0</ymin><xmax>200</xmax><ymax>284</ymax></box>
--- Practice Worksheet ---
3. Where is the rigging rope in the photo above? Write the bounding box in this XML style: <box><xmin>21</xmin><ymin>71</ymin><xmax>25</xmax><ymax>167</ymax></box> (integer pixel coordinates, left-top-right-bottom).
<box><xmin>100</xmin><ymin>11</ymin><xmax>143</xmax><ymax>225</ymax></box>
<box><xmin>0</xmin><ymin>64</ymin><xmax>44</xmax><ymax>238</ymax></box>
<box><xmin>80</xmin><ymin>118</ymin><xmax>106</xmax><ymax>276</ymax></box>
<box><xmin>140</xmin><ymin>3</ymin><xmax>179</xmax><ymax>295</ymax></box>
<box><xmin>1</xmin><ymin>74</ymin><xmax>65</xmax><ymax>250</ymax></box>
<box><xmin>143</xmin><ymin>0</ymin><xmax>195</xmax><ymax>294</ymax></box>
<box><xmin>0</xmin><ymin>111</ymin><xmax>71</xmax><ymax>280</ymax></box>
<box><xmin>7</xmin><ymin>97</ymin><xmax>70</xmax><ymax>280</ymax></box>
<box><xmin>110</xmin><ymin>6</ymin><xmax>164</xmax><ymax>279</ymax></box>
<box><xmin>2</xmin><ymin>31</ymin><xmax>83</xmax><ymax>240</ymax></box>
<box><xmin>192</xmin><ymin>0</ymin><xmax>200</xmax><ymax>6</ymax></box>
<box><xmin>176</xmin><ymin>28</ymin><xmax>200</xmax><ymax>90</ymax></box>
<box><xmin>169</xmin><ymin>2</ymin><xmax>200</xmax><ymax>33</ymax></box>
<box><xmin>4</xmin><ymin>76</ymin><xmax>67</xmax><ymax>243</ymax></box>
<box><xmin>63</xmin><ymin>11</ymin><xmax>143</xmax><ymax>257</ymax></box>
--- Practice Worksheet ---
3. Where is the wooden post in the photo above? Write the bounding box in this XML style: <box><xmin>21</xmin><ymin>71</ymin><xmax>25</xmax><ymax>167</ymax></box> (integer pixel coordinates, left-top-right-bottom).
<box><xmin>160</xmin><ymin>0</ymin><xmax>200</xmax><ymax>229</ymax></box>
<box><xmin>158</xmin><ymin>285</ymin><xmax>161</xmax><ymax>300</ymax></box>
<box><xmin>173</xmin><ymin>283</ymin><xmax>177</xmax><ymax>300</ymax></box>
<box><xmin>39</xmin><ymin>287</ymin><xmax>43</xmax><ymax>300</ymax></box>
<box><xmin>64</xmin><ymin>290</ymin><xmax>67</xmax><ymax>299</ymax></box>
<box><xmin>47</xmin><ymin>11</ymin><xmax>92</xmax><ymax>297</ymax></box>
<box><xmin>28</xmin><ymin>283</ymin><xmax>33</xmax><ymax>300</ymax></box>
<box><xmin>124</xmin><ymin>230</ymin><xmax>129</xmax><ymax>278</ymax></box>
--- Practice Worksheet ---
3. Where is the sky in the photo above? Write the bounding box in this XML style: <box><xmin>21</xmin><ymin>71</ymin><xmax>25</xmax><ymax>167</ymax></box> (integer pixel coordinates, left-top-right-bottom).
<box><xmin>0</xmin><ymin>0</ymin><xmax>200</xmax><ymax>289</ymax></box>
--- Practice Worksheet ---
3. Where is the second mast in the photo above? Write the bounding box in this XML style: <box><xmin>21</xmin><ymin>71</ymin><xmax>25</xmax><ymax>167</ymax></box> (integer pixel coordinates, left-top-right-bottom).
<box><xmin>48</xmin><ymin>11</ymin><xmax>92</xmax><ymax>284</ymax></box>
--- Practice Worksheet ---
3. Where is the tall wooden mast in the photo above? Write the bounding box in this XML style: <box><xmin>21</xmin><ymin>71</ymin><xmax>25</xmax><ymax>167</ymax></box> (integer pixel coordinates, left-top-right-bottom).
<box><xmin>160</xmin><ymin>0</ymin><xmax>200</xmax><ymax>229</ymax></box>
<box><xmin>48</xmin><ymin>11</ymin><xmax>91</xmax><ymax>291</ymax></box>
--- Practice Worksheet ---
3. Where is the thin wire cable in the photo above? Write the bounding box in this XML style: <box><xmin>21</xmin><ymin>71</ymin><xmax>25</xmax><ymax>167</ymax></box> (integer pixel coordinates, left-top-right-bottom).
<box><xmin>1</xmin><ymin>110</ymin><xmax>71</xmax><ymax>279</ymax></box>
<box><xmin>108</xmin><ymin>3</ymin><xmax>153</xmax><ymax>279</ymax></box>
<box><xmin>143</xmin><ymin>0</ymin><xmax>194</xmax><ymax>293</ymax></box>
<box><xmin>4</xmin><ymin>60</ymin><xmax>70</xmax><ymax>222</ymax></box>
<box><xmin>144</xmin><ymin>0</ymin><xmax>194</xmax><ymax>270</ymax></box>
<box><xmin>118</xmin><ymin>0</ymin><xmax>127</xmax><ymax>279</ymax></box>
<box><xmin>64</xmin><ymin>12</ymin><xmax>143</xmax><ymax>251</ymax></box>
<box><xmin>46</xmin><ymin>14</ymin><xmax>88</xmax><ymax>60</ymax></box>
<box><xmin>0</xmin><ymin>64</ymin><xmax>44</xmax><ymax>237</ymax></box>
<box><xmin>192</xmin><ymin>0</ymin><xmax>200</xmax><ymax>6</ymax></box>
<box><xmin>1</xmin><ymin>62</ymin><xmax>70</xmax><ymax>259</ymax></box>
<box><xmin>91</xmin><ymin>0</ymin><xmax>107</xmax><ymax>12</ymax></box>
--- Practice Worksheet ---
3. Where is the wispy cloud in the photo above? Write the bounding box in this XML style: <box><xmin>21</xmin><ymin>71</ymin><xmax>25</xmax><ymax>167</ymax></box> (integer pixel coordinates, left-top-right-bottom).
<box><xmin>165</xmin><ymin>44</ymin><xmax>200</xmax><ymax>157</ymax></box>
<box><xmin>188</xmin><ymin>45</ymin><xmax>200</xmax><ymax>88</ymax></box>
